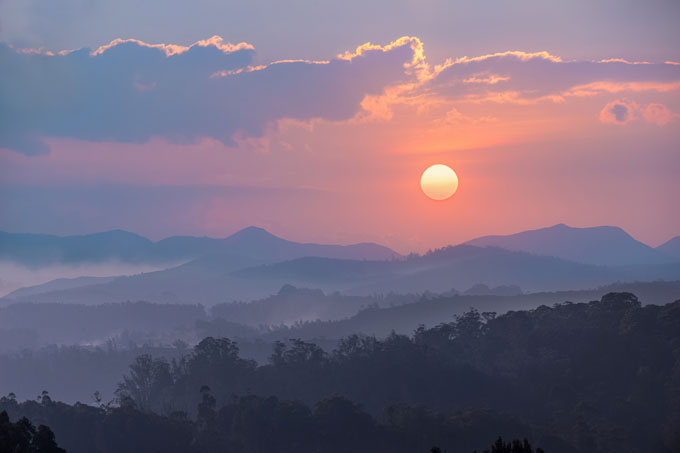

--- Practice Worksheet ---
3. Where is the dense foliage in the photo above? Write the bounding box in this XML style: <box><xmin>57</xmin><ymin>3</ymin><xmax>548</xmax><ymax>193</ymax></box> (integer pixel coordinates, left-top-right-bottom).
<box><xmin>0</xmin><ymin>409</ymin><xmax>65</xmax><ymax>453</ymax></box>
<box><xmin>2</xmin><ymin>292</ymin><xmax>678</xmax><ymax>452</ymax></box>
<box><xmin>0</xmin><ymin>394</ymin><xmax>536</xmax><ymax>453</ymax></box>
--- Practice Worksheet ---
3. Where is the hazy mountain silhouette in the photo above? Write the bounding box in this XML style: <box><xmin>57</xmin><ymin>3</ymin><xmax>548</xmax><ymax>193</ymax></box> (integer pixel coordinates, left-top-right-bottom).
<box><xmin>5</xmin><ymin>276</ymin><xmax>117</xmax><ymax>299</ymax></box>
<box><xmin>657</xmin><ymin>235</ymin><xmax>680</xmax><ymax>260</ymax></box>
<box><xmin>0</xmin><ymin>228</ymin><xmax>400</xmax><ymax>305</ymax></box>
<box><xmin>210</xmin><ymin>280</ymin><xmax>680</xmax><ymax>334</ymax></box>
<box><xmin>7</xmin><ymin>243</ymin><xmax>680</xmax><ymax>306</ymax></box>
<box><xmin>5</xmin><ymin>224</ymin><xmax>680</xmax><ymax>306</ymax></box>
<box><xmin>0</xmin><ymin>230</ymin><xmax>154</xmax><ymax>267</ymax></box>
<box><xmin>462</xmin><ymin>283</ymin><xmax>523</xmax><ymax>296</ymax></box>
<box><xmin>465</xmin><ymin>223</ymin><xmax>674</xmax><ymax>265</ymax></box>
<box><xmin>259</xmin><ymin>281</ymin><xmax>680</xmax><ymax>340</ymax></box>
<box><xmin>235</xmin><ymin>245</ymin><xmax>680</xmax><ymax>296</ymax></box>
<box><xmin>199</xmin><ymin>226</ymin><xmax>400</xmax><ymax>263</ymax></box>
<box><xmin>0</xmin><ymin>226</ymin><xmax>400</xmax><ymax>268</ymax></box>
<box><xmin>3</xmin><ymin>281</ymin><xmax>679</xmax><ymax>357</ymax></box>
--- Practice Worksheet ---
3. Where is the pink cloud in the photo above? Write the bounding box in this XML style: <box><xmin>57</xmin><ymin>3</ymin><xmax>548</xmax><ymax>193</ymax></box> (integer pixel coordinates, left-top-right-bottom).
<box><xmin>599</xmin><ymin>100</ymin><xmax>638</xmax><ymax>124</ymax></box>
<box><xmin>567</xmin><ymin>80</ymin><xmax>680</xmax><ymax>97</ymax></box>
<box><xmin>643</xmin><ymin>103</ymin><xmax>676</xmax><ymax>125</ymax></box>
<box><xmin>598</xmin><ymin>101</ymin><xmax>676</xmax><ymax>126</ymax></box>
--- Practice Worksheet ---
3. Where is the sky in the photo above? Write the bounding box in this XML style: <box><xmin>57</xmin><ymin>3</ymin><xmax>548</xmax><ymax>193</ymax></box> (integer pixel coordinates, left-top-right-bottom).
<box><xmin>1</xmin><ymin>0</ymin><xmax>679</xmax><ymax>253</ymax></box>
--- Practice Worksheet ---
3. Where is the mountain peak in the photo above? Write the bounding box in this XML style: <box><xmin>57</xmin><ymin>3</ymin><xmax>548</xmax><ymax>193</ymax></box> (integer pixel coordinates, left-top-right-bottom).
<box><xmin>240</xmin><ymin>226</ymin><xmax>269</xmax><ymax>234</ymax></box>
<box><xmin>227</xmin><ymin>226</ymin><xmax>278</xmax><ymax>240</ymax></box>
<box><xmin>657</xmin><ymin>235</ymin><xmax>680</xmax><ymax>260</ymax></box>
<box><xmin>465</xmin><ymin>224</ymin><xmax>670</xmax><ymax>266</ymax></box>
<box><xmin>545</xmin><ymin>223</ymin><xmax>624</xmax><ymax>234</ymax></box>
<box><xmin>89</xmin><ymin>229</ymin><xmax>150</xmax><ymax>240</ymax></box>
<box><xmin>547</xmin><ymin>224</ymin><xmax>635</xmax><ymax>239</ymax></box>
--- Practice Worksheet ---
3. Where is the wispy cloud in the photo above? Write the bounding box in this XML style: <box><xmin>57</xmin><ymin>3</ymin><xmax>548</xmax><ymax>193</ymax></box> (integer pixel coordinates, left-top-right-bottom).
<box><xmin>418</xmin><ymin>51</ymin><xmax>680</xmax><ymax>103</ymax></box>
<box><xmin>90</xmin><ymin>35</ymin><xmax>254</xmax><ymax>57</ymax></box>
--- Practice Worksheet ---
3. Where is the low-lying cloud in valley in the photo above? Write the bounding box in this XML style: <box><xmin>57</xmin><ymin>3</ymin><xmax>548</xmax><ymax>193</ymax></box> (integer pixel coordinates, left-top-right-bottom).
<box><xmin>0</xmin><ymin>260</ymin><xmax>177</xmax><ymax>298</ymax></box>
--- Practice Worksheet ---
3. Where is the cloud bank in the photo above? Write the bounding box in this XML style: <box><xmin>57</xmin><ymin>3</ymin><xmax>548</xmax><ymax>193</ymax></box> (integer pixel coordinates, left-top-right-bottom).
<box><xmin>1</xmin><ymin>36</ymin><xmax>679</xmax><ymax>156</ymax></box>
<box><xmin>0</xmin><ymin>36</ymin><xmax>421</xmax><ymax>155</ymax></box>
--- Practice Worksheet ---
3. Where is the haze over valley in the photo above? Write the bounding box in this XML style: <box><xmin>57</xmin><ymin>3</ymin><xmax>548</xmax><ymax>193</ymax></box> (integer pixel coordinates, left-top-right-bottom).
<box><xmin>1</xmin><ymin>2</ymin><xmax>679</xmax><ymax>449</ymax></box>
<box><xmin>1</xmin><ymin>223</ymin><xmax>678</xmax><ymax>430</ymax></box>
<box><xmin>2</xmin><ymin>224</ymin><xmax>678</xmax><ymax>306</ymax></box>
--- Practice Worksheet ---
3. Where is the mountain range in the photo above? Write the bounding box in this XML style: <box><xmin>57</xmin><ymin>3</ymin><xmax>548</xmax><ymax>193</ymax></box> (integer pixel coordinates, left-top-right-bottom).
<box><xmin>1</xmin><ymin>224</ymin><xmax>678</xmax><ymax>305</ymax></box>
<box><xmin>0</xmin><ymin>226</ymin><xmax>399</xmax><ymax>267</ymax></box>
<box><xmin>465</xmin><ymin>223</ymin><xmax>675</xmax><ymax>265</ymax></box>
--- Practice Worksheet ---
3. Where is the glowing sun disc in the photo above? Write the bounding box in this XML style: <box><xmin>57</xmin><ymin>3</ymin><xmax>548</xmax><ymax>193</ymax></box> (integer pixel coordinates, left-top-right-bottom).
<box><xmin>421</xmin><ymin>164</ymin><xmax>459</xmax><ymax>200</ymax></box>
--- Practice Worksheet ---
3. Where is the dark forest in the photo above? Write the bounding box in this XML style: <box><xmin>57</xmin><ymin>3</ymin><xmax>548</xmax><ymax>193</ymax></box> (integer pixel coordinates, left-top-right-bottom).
<box><xmin>2</xmin><ymin>292</ymin><xmax>678</xmax><ymax>452</ymax></box>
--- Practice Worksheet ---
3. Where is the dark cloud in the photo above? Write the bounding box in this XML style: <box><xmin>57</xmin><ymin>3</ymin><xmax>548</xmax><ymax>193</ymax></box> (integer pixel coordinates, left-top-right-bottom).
<box><xmin>0</xmin><ymin>37</ymin><xmax>417</xmax><ymax>155</ymax></box>
<box><xmin>611</xmin><ymin>103</ymin><xmax>629</xmax><ymax>122</ymax></box>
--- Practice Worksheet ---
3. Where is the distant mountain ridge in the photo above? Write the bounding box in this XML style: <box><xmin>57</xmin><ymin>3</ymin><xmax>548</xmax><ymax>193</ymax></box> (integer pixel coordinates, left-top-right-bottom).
<box><xmin>5</xmin><ymin>276</ymin><xmax>117</xmax><ymax>299</ymax></box>
<box><xmin>465</xmin><ymin>223</ymin><xmax>676</xmax><ymax>266</ymax></box>
<box><xmin>3</xmin><ymin>224</ymin><xmax>677</xmax><ymax>269</ymax></box>
<box><xmin>234</xmin><ymin>245</ymin><xmax>680</xmax><ymax>297</ymax></box>
<box><xmin>0</xmin><ymin>230</ymin><xmax>155</xmax><ymax>266</ymax></box>
<box><xmin>6</xmin><ymin>243</ymin><xmax>680</xmax><ymax>306</ymax></box>
<box><xmin>2</xmin><ymin>224</ymin><xmax>679</xmax><ymax>306</ymax></box>
<box><xmin>0</xmin><ymin>227</ymin><xmax>401</xmax><ymax>267</ymax></box>
<box><xmin>657</xmin><ymin>236</ymin><xmax>680</xmax><ymax>260</ymax></box>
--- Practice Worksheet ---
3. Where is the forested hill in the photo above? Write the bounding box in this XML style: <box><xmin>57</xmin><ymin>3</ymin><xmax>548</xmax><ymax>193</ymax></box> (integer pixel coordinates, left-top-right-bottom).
<box><xmin>1</xmin><ymin>292</ymin><xmax>678</xmax><ymax>453</ymax></box>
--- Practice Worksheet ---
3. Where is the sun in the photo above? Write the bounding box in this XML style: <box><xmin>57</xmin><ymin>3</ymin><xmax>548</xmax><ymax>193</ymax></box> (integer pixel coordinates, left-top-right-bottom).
<box><xmin>421</xmin><ymin>164</ymin><xmax>459</xmax><ymax>200</ymax></box>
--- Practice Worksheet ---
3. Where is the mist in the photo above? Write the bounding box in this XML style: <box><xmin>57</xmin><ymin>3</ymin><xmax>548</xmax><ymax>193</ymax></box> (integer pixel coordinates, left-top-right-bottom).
<box><xmin>1</xmin><ymin>4</ymin><xmax>678</xmax><ymax>448</ymax></box>
<box><xmin>0</xmin><ymin>260</ymin><xmax>182</xmax><ymax>298</ymax></box>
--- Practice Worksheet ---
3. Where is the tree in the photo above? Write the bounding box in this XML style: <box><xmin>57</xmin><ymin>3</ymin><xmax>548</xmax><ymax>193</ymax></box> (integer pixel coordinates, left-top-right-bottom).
<box><xmin>0</xmin><ymin>411</ymin><xmax>65</xmax><ymax>453</ymax></box>
<box><xmin>481</xmin><ymin>436</ymin><xmax>544</xmax><ymax>453</ymax></box>
<box><xmin>31</xmin><ymin>425</ymin><xmax>66</xmax><ymax>453</ymax></box>
<box><xmin>196</xmin><ymin>385</ymin><xmax>216</xmax><ymax>431</ymax></box>
<box><xmin>115</xmin><ymin>354</ymin><xmax>172</xmax><ymax>411</ymax></box>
